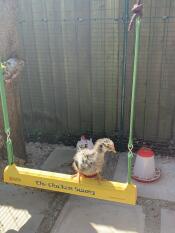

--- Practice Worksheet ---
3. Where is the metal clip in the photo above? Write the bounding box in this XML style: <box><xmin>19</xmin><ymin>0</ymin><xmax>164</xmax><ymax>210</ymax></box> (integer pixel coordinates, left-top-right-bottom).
<box><xmin>128</xmin><ymin>144</ymin><xmax>133</xmax><ymax>152</ymax></box>
<box><xmin>0</xmin><ymin>63</ymin><xmax>6</xmax><ymax>69</ymax></box>
<box><xmin>6</xmin><ymin>129</ymin><xmax>11</xmax><ymax>142</ymax></box>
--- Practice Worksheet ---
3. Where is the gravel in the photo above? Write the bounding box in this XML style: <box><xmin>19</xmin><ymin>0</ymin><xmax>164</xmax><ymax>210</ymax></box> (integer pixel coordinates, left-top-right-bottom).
<box><xmin>25</xmin><ymin>142</ymin><xmax>58</xmax><ymax>168</ymax></box>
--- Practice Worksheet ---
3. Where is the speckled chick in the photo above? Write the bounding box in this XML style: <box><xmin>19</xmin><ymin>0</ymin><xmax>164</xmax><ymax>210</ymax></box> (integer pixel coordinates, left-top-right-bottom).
<box><xmin>72</xmin><ymin>138</ymin><xmax>116</xmax><ymax>182</ymax></box>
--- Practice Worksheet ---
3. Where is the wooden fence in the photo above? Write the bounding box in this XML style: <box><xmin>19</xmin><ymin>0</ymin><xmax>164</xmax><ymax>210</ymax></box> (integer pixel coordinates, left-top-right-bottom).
<box><xmin>16</xmin><ymin>0</ymin><xmax>175</xmax><ymax>141</ymax></box>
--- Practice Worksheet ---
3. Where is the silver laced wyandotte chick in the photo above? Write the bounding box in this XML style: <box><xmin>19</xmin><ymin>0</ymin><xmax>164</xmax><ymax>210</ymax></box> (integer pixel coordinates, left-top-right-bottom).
<box><xmin>72</xmin><ymin>138</ymin><xmax>116</xmax><ymax>183</ymax></box>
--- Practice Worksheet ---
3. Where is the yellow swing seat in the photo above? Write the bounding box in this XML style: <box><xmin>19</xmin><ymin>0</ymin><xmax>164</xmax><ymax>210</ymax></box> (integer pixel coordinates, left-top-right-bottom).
<box><xmin>4</xmin><ymin>164</ymin><xmax>137</xmax><ymax>205</ymax></box>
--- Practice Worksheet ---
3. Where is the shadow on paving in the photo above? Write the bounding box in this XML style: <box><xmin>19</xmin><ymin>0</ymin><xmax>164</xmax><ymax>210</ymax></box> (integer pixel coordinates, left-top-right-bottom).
<box><xmin>0</xmin><ymin>183</ymin><xmax>56</xmax><ymax>233</ymax></box>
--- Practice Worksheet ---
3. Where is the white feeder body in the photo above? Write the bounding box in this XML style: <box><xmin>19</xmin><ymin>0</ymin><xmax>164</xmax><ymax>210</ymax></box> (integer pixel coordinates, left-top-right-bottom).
<box><xmin>133</xmin><ymin>155</ymin><xmax>155</xmax><ymax>179</ymax></box>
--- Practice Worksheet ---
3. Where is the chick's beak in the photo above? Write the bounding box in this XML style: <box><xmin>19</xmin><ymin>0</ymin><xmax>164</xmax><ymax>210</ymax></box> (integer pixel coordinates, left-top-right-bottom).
<box><xmin>113</xmin><ymin>148</ymin><xmax>117</xmax><ymax>153</ymax></box>
<box><xmin>109</xmin><ymin>145</ymin><xmax>117</xmax><ymax>153</ymax></box>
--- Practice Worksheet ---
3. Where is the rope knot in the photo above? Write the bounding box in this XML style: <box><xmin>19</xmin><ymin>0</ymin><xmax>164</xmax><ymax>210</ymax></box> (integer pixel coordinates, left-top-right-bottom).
<box><xmin>131</xmin><ymin>3</ymin><xmax>143</xmax><ymax>15</ymax></box>
<box><xmin>128</xmin><ymin>0</ymin><xmax>143</xmax><ymax>31</ymax></box>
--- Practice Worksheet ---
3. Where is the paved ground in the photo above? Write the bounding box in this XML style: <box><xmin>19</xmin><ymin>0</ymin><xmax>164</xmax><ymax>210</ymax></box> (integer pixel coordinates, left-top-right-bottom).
<box><xmin>161</xmin><ymin>209</ymin><xmax>175</xmax><ymax>233</ymax></box>
<box><xmin>0</xmin><ymin>183</ymin><xmax>54</xmax><ymax>233</ymax></box>
<box><xmin>41</xmin><ymin>146</ymin><xmax>75</xmax><ymax>172</ymax></box>
<box><xmin>1</xmin><ymin>148</ymin><xmax>175</xmax><ymax>233</ymax></box>
<box><xmin>0</xmin><ymin>147</ymin><xmax>74</xmax><ymax>233</ymax></box>
<box><xmin>50</xmin><ymin>152</ymin><xmax>175</xmax><ymax>233</ymax></box>
<box><xmin>51</xmin><ymin>196</ymin><xmax>145</xmax><ymax>233</ymax></box>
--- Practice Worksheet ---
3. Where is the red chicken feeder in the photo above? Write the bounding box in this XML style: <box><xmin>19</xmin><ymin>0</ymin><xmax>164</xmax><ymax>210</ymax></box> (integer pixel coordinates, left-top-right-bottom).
<box><xmin>132</xmin><ymin>147</ymin><xmax>161</xmax><ymax>183</ymax></box>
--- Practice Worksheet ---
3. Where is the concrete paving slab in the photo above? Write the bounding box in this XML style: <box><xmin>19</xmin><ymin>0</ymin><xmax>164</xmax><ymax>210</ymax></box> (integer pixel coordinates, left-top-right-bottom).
<box><xmin>0</xmin><ymin>146</ymin><xmax>77</xmax><ymax>233</ymax></box>
<box><xmin>113</xmin><ymin>153</ymin><xmax>175</xmax><ymax>202</ymax></box>
<box><xmin>51</xmin><ymin>196</ymin><xmax>145</xmax><ymax>233</ymax></box>
<box><xmin>0</xmin><ymin>147</ymin><xmax>62</xmax><ymax>233</ymax></box>
<box><xmin>161</xmin><ymin>209</ymin><xmax>175</xmax><ymax>233</ymax></box>
<box><xmin>0</xmin><ymin>205</ymin><xmax>43</xmax><ymax>233</ymax></box>
<box><xmin>0</xmin><ymin>183</ymin><xmax>53</xmax><ymax>213</ymax></box>
<box><xmin>0</xmin><ymin>183</ymin><xmax>53</xmax><ymax>233</ymax></box>
<box><xmin>41</xmin><ymin>146</ymin><xmax>76</xmax><ymax>171</ymax></box>
<box><xmin>113</xmin><ymin>153</ymin><xmax>128</xmax><ymax>183</ymax></box>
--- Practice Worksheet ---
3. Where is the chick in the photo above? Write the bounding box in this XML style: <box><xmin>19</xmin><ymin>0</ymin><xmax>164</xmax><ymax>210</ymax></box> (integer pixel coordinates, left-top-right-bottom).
<box><xmin>76</xmin><ymin>135</ymin><xmax>93</xmax><ymax>151</ymax></box>
<box><xmin>72</xmin><ymin>138</ymin><xmax>116</xmax><ymax>183</ymax></box>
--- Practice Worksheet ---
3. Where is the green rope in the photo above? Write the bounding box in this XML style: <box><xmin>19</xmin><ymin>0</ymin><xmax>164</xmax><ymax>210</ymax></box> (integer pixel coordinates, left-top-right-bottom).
<box><xmin>128</xmin><ymin>17</ymin><xmax>141</xmax><ymax>183</ymax></box>
<box><xmin>120</xmin><ymin>0</ymin><xmax>129</xmax><ymax>135</ymax></box>
<box><xmin>0</xmin><ymin>65</ymin><xmax>14</xmax><ymax>165</ymax></box>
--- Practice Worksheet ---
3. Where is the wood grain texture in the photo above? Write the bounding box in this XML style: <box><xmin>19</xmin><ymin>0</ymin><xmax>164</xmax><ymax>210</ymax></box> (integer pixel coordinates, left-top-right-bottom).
<box><xmin>16</xmin><ymin>0</ymin><xmax>175</xmax><ymax>141</ymax></box>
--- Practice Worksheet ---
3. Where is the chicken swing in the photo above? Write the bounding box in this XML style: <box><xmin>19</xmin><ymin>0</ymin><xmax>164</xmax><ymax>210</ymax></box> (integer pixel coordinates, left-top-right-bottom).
<box><xmin>1</xmin><ymin>1</ymin><xmax>142</xmax><ymax>205</ymax></box>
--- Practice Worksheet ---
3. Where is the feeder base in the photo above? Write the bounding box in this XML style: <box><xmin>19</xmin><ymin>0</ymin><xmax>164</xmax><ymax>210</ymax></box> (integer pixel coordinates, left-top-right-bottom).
<box><xmin>132</xmin><ymin>168</ymin><xmax>161</xmax><ymax>183</ymax></box>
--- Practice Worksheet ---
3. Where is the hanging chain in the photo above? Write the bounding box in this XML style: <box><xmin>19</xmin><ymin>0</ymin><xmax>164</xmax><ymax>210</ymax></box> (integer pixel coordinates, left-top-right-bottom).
<box><xmin>0</xmin><ymin>63</ymin><xmax>5</xmax><ymax>69</ymax></box>
<box><xmin>128</xmin><ymin>143</ymin><xmax>134</xmax><ymax>184</ymax></box>
<box><xmin>0</xmin><ymin>63</ymin><xmax>14</xmax><ymax>165</ymax></box>
<box><xmin>1</xmin><ymin>64</ymin><xmax>11</xmax><ymax>139</ymax></box>
<box><xmin>128</xmin><ymin>144</ymin><xmax>133</xmax><ymax>154</ymax></box>
<box><xmin>6</xmin><ymin>128</ymin><xmax>12</xmax><ymax>142</ymax></box>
